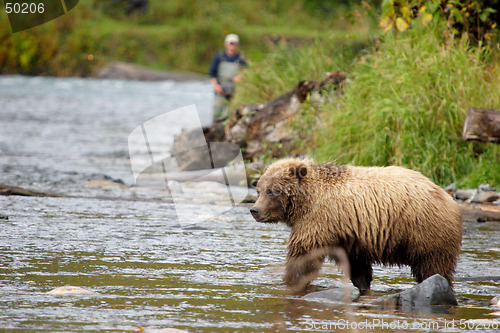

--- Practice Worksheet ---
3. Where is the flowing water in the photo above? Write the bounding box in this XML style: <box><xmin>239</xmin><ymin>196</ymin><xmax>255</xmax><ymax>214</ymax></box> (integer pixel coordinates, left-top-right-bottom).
<box><xmin>0</xmin><ymin>75</ymin><xmax>499</xmax><ymax>332</ymax></box>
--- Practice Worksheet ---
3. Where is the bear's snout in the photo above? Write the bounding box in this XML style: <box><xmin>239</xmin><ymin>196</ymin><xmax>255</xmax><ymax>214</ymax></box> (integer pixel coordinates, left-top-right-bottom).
<box><xmin>251</xmin><ymin>206</ymin><xmax>269</xmax><ymax>222</ymax></box>
<box><xmin>250</xmin><ymin>207</ymin><xmax>260</xmax><ymax>220</ymax></box>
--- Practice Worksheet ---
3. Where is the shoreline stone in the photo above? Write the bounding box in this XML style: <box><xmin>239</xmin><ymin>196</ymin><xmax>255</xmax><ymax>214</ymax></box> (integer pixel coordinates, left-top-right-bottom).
<box><xmin>450</xmin><ymin>183</ymin><xmax>499</xmax><ymax>204</ymax></box>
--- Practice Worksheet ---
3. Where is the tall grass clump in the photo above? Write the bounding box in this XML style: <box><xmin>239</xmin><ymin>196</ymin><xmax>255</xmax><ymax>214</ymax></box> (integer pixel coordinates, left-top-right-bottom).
<box><xmin>315</xmin><ymin>26</ymin><xmax>499</xmax><ymax>187</ymax></box>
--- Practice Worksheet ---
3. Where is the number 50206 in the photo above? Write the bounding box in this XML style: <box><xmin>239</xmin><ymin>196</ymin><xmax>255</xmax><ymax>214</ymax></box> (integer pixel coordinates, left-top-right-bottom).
<box><xmin>5</xmin><ymin>2</ymin><xmax>45</xmax><ymax>14</ymax></box>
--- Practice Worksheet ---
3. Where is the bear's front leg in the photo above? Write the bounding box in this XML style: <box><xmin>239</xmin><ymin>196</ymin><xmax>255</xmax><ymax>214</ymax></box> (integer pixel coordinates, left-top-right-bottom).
<box><xmin>348</xmin><ymin>255</ymin><xmax>373</xmax><ymax>291</ymax></box>
<box><xmin>284</xmin><ymin>251</ymin><xmax>325</xmax><ymax>290</ymax></box>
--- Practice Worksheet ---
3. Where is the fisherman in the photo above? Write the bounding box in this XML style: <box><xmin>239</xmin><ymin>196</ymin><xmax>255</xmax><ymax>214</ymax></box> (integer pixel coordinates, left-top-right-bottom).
<box><xmin>209</xmin><ymin>33</ymin><xmax>248</xmax><ymax>122</ymax></box>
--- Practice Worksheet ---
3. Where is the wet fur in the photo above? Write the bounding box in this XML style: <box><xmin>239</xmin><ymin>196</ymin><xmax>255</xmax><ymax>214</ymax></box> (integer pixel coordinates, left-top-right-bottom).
<box><xmin>252</xmin><ymin>158</ymin><xmax>463</xmax><ymax>291</ymax></box>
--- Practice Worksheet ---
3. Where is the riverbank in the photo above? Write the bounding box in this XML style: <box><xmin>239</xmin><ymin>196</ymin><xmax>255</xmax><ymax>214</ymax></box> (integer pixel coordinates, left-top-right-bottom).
<box><xmin>228</xmin><ymin>25</ymin><xmax>499</xmax><ymax>188</ymax></box>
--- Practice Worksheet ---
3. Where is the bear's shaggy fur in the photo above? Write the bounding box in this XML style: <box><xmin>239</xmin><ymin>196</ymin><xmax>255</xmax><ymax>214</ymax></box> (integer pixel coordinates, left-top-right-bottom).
<box><xmin>250</xmin><ymin>158</ymin><xmax>462</xmax><ymax>291</ymax></box>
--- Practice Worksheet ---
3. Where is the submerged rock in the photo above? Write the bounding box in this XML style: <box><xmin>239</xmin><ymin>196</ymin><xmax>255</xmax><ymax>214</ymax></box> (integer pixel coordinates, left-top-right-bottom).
<box><xmin>303</xmin><ymin>286</ymin><xmax>360</xmax><ymax>305</ymax></box>
<box><xmin>142</xmin><ymin>328</ymin><xmax>190</xmax><ymax>333</ymax></box>
<box><xmin>491</xmin><ymin>295</ymin><xmax>500</xmax><ymax>308</ymax></box>
<box><xmin>84</xmin><ymin>180</ymin><xmax>126</xmax><ymax>187</ymax></box>
<box><xmin>373</xmin><ymin>274</ymin><xmax>457</xmax><ymax>311</ymax></box>
<box><xmin>87</xmin><ymin>174</ymin><xmax>126</xmax><ymax>185</ymax></box>
<box><xmin>46</xmin><ymin>285</ymin><xmax>98</xmax><ymax>295</ymax></box>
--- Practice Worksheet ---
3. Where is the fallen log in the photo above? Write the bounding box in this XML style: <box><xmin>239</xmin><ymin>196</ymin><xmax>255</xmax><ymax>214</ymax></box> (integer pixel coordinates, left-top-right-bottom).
<box><xmin>0</xmin><ymin>184</ymin><xmax>66</xmax><ymax>197</ymax></box>
<box><xmin>172</xmin><ymin>71</ymin><xmax>347</xmax><ymax>170</ymax></box>
<box><xmin>226</xmin><ymin>71</ymin><xmax>347</xmax><ymax>159</ymax></box>
<box><xmin>462</xmin><ymin>107</ymin><xmax>500</xmax><ymax>143</ymax></box>
<box><xmin>459</xmin><ymin>202</ymin><xmax>500</xmax><ymax>222</ymax></box>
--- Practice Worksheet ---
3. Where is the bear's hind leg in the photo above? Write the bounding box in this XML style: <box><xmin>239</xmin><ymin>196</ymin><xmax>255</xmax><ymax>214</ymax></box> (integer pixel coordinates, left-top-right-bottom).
<box><xmin>411</xmin><ymin>263</ymin><xmax>428</xmax><ymax>284</ymax></box>
<box><xmin>411</xmin><ymin>257</ymin><xmax>455</xmax><ymax>287</ymax></box>
<box><xmin>349</xmin><ymin>257</ymin><xmax>373</xmax><ymax>291</ymax></box>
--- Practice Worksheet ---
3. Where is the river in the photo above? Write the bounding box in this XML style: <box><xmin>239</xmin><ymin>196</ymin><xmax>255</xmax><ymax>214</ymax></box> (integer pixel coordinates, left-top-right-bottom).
<box><xmin>0</xmin><ymin>75</ymin><xmax>499</xmax><ymax>332</ymax></box>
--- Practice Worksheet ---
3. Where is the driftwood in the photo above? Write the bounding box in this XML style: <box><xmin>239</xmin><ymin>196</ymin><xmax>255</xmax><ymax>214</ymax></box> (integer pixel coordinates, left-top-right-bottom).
<box><xmin>459</xmin><ymin>202</ymin><xmax>500</xmax><ymax>222</ymax></box>
<box><xmin>226</xmin><ymin>71</ymin><xmax>347</xmax><ymax>159</ymax></box>
<box><xmin>462</xmin><ymin>107</ymin><xmax>500</xmax><ymax>143</ymax></box>
<box><xmin>0</xmin><ymin>183</ymin><xmax>174</xmax><ymax>204</ymax></box>
<box><xmin>0</xmin><ymin>184</ymin><xmax>65</xmax><ymax>197</ymax></box>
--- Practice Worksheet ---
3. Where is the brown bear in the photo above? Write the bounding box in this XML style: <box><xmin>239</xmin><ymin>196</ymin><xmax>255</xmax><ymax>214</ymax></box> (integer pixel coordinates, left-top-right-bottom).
<box><xmin>250</xmin><ymin>158</ymin><xmax>462</xmax><ymax>291</ymax></box>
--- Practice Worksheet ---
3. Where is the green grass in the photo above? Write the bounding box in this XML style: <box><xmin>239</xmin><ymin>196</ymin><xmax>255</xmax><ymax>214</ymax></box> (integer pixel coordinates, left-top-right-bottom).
<box><xmin>231</xmin><ymin>16</ymin><xmax>499</xmax><ymax>187</ymax></box>
<box><xmin>314</xmin><ymin>25</ymin><xmax>500</xmax><ymax>187</ymax></box>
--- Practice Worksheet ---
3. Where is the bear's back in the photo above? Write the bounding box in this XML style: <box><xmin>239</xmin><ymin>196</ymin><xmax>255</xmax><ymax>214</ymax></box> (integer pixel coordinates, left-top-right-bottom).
<box><xmin>300</xmin><ymin>164</ymin><xmax>462</xmax><ymax>256</ymax></box>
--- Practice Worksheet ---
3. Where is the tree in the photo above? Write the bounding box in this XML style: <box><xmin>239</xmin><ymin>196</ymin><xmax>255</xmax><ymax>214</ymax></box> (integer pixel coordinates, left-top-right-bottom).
<box><xmin>379</xmin><ymin>0</ymin><xmax>498</xmax><ymax>42</ymax></box>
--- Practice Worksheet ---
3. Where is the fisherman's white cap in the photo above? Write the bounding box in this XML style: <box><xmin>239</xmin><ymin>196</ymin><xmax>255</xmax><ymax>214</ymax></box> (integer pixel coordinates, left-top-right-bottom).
<box><xmin>224</xmin><ymin>33</ymin><xmax>239</xmax><ymax>44</ymax></box>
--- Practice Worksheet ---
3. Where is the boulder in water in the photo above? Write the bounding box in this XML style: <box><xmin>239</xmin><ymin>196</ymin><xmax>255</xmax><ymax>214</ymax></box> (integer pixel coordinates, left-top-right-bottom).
<box><xmin>373</xmin><ymin>274</ymin><xmax>457</xmax><ymax>311</ymax></box>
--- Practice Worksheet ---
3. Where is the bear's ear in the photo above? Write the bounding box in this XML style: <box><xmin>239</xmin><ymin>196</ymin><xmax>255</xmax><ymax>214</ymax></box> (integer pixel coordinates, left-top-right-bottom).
<box><xmin>289</xmin><ymin>163</ymin><xmax>307</xmax><ymax>180</ymax></box>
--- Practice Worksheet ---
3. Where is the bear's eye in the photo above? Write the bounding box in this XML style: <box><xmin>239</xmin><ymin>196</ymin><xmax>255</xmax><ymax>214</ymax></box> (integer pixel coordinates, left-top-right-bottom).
<box><xmin>266</xmin><ymin>189</ymin><xmax>274</xmax><ymax>196</ymax></box>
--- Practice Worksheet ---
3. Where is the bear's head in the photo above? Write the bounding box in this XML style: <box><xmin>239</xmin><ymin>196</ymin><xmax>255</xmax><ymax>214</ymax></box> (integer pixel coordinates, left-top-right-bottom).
<box><xmin>250</xmin><ymin>159</ymin><xmax>308</xmax><ymax>225</ymax></box>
